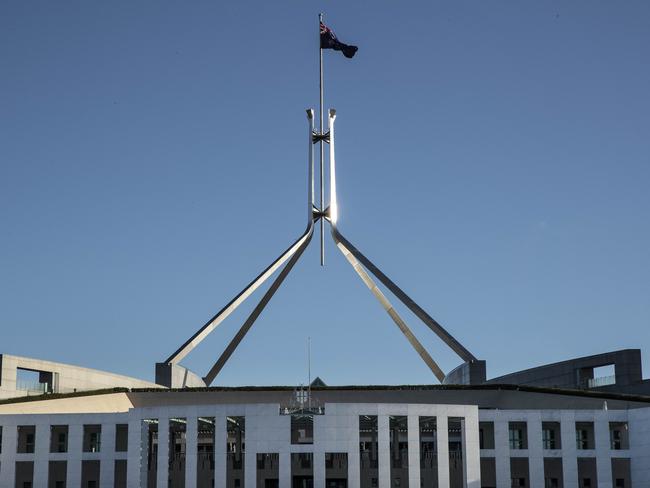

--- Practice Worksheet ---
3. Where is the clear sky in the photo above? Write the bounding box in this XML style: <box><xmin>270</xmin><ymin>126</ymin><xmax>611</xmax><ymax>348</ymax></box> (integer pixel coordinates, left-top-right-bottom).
<box><xmin>1</xmin><ymin>1</ymin><xmax>649</xmax><ymax>387</ymax></box>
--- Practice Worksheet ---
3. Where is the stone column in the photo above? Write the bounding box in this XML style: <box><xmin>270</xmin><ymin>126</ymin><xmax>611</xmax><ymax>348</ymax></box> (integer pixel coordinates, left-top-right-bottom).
<box><xmin>67</xmin><ymin>422</ymin><xmax>83</xmax><ymax>488</ymax></box>
<box><xmin>101</xmin><ymin>422</ymin><xmax>116</xmax><ymax>488</ymax></box>
<box><xmin>526</xmin><ymin>412</ymin><xmax>544</xmax><ymax>488</ymax></box>
<box><xmin>32</xmin><ymin>422</ymin><xmax>49</xmax><ymax>486</ymax></box>
<box><xmin>493</xmin><ymin>416</ymin><xmax>510</xmax><ymax>488</ymax></box>
<box><xmin>314</xmin><ymin>450</ymin><xmax>326</xmax><ymax>488</ymax></box>
<box><xmin>0</xmin><ymin>421</ymin><xmax>18</xmax><ymax>486</ymax></box>
<box><xmin>185</xmin><ymin>416</ymin><xmax>198</xmax><ymax>488</ymax></box>
<box><xmin>463</xmin><ymin>409</ymin><xmax>481</xmax><ymax>488</ymax></box>
<box><xmin>560</xmin><ymin>412</ymin><xmax>578</xmax><ymax>487</ymax></box>
<box><xmin>214</xmin><ymin>415</ymin><xmax>227</xmax><ymax>488</ymax></box>
<box><xmin>377</xmin><ymin>415</ymin><xmax>390</xmax><ymax>488</ymax></box>
<box><xmin>407</xmin><ymin>415</ymin><xmax>420</xmax><ymax>488</ymax></box>
<box><xmin>436</xmin><ymin>415</ymin><xmax>449</xmax><ymax>488</ymax></box>
<box><xmin>244</xmin><ymin>442</ymin><xmax>256</xmax><ymax>488</ymax></box>
<box><xmin>279</xmin><ymin>451</ymin><xmax>291</xmax><ymax>488</ymax></box>
<box><xmin>595</xmin><ymin>411</ymin><xmax>613</xmax><ymax>488</ymax></box>
<box><xmin>126</xmin><ymin>418</ymin><xmax>143</xmax><ymax>488</ymax></box>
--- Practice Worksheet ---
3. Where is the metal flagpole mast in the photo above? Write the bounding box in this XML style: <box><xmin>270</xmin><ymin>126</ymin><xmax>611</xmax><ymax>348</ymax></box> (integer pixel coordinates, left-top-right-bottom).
<box><xmin>319</xmin><ymin>12</ymin><xmax>325</xmax><ymax>266</ymax></box>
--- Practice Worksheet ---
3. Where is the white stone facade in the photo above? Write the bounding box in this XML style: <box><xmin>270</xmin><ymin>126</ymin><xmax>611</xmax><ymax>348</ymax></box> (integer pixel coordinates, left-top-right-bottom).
<box><xmin>0</xmin><ymin>401</ymin><xmax>648</xmax><ymax>487</ymax></box>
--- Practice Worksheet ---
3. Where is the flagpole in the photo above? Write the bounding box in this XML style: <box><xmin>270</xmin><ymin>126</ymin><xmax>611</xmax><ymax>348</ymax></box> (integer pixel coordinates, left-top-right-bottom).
<box><xmin>319</xmin><ymin>12</ymin><xmax>325</xmax><ymax>266</ymax></box>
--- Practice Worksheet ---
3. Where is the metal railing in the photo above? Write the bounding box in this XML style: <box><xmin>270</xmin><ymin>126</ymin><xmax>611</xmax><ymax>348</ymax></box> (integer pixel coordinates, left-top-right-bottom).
<box><xmin>587</xmin><ymin>375</ymin><xmax>616</xmax><ymax>388</ymax></box>
<box><xmin>16</xmin><ymin>380</ymin><xmax>47</xmax><ymax>394</ymax></box>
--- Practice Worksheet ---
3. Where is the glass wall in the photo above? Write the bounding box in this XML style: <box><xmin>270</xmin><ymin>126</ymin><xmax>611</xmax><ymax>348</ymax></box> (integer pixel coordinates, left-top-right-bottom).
<box><xmin>227</xmin><ymin>416</ymin><xmax>245</xmax><ymax>488</ymax></box>
<box><xmin>419</xmin><ymin>416</ymin><xmax>437</xmax><ymax>488</ymax></box>
<box><xmin>169</xmin><ymin>418</ymin><xmax>187</xmax><ymax>488</ymax></box>
<box><xmin>448</xmin><ymin>418</ymin><xmax>463</xmax><ymax>488</ymax></box>
<box><xmin>359</xmin><ymin>415</ymin><xmax>378</xmax><ymax>488</ymax></box>
<box><xmin>197</xmin><ymin>417</ymin><xmax>215</xmax><ymax>488</ymax></box>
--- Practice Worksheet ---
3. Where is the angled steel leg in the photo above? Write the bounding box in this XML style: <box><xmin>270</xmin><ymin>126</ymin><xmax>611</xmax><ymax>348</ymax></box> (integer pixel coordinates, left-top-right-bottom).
<box><xmin>165</xmin><ymin>109</ymin><xmax>318</xmax><ymax>365</ymax></box>
<box><xmin>336</xmin><ymin>238</ymin><xmax>445</xmax><ymax>381</ymax></box>
<box><xmin>327</xmin><ymin>109</ymin><xmax>476</xmax><ymax>372</ymax></box>
<box><xmin>331</xmin><ymin>228</ymin><xmax>476</xmax><ymax>363</ymax></box>
<box><xmin>203</xmin><ymin>218</ymin><xmax>316</xmax><ymax>385</ymax></box>
<box><xmin>326</xmin><ymin>109</ymin><xmax>444</xmax><ymax>380</ymax></box>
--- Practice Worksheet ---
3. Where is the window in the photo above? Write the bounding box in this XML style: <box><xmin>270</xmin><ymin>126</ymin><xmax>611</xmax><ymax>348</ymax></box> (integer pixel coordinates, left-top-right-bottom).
<box><xmin>479</xmin><ymin>421</ymin><xmax>495</xmax><ymax>449</ymax></box>
<box><xmin>542</xmin><ymin>428</ymin><xmax>556</xmax><ymax>450</ymax></box>
<box><xmin>290</xmin><ymin>414</ymin><xmax>313</xmax><ymax>444</ymax></box>
<box><xmin>83</xmin><ymin>425</ymin><xmax>102</xmax><ymax>453</ymax></box>
<box><xmin>575</xmin><ymin>422</ymin><xmax>594</xmax><ymax>450</ymax></box>
<box><xmin>17</xmin><ymin>426</ymin><xmax>36</xmax><ymax>453</ymax></box>
<box><xmin>508</xmin><ymin>422</ymin><xmax>527</xmax><ymax>449</ymax></box>
<box><xmin>609</xmin><ymin>422</ymin><xmax>629</xmax><ymax>450</ymax></box>
<box><xmin>115</xmin><ymin>424</ymin><xmax>128</xmax><ymax>452</ymax></box>
<box><xmin>51</xmin><ymin>425</ymin><xmax>68</xmax><ymax>453</ymax></box>
<box><xmin>615</xmin><ymin>480</ymin><xmax>625</xmax><ymax>488</ymax></box>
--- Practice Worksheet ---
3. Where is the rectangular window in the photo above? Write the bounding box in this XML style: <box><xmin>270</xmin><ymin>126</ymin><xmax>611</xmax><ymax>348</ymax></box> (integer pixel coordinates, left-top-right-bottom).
<box><xmin>291</xmin><ymin>453</ymin><xmax>312</xmax><ymax>488</ymax></box>
<box><xmin>543</xmin><ymin>458</ymin><xmax>563</xmax><ymax>488</ymax></box>
<box><xmin>81</xmin><ymin>460</ymin><xmax>100</xmax><ymax>488</ymax></box>
<box><xmin>575</xmin><ymin>422</ymin><xmax>594</xmax><ymax>450</ymax></box>
<box><xmin>17</xmin><ymin>426</ymin><xmax>36</xmax><ymax>454</ymax></box>
<box><xmin>50</xmin><ymin>425</ymin><xmax>68</xmax><ymax>453</ymax></box>
<box><xmin>115</xmin><ymin>424</ymin><xmax>128</xmax><ymax>452</ymax></box>
<box><xmin>611</xmin><ymin>458</ymin><xmax>630</xmax><ymax>488</ymax></box>
<box><xmin>541</xmin><ymin>422</ymin><xmax>561</xmax><ymax>450</ymax></box>
<box><xmin>290</xmin><ymin>414</ymin><xmax>313</xmax><ymax>444</ymax></box>
<box><xmin>359</xmin><ymin>415</ymin><xmax>378</xmax><ymax>488</ymax></box>
<box><xmin>227</xmin><ymin>417</ymin><xmax>245</xmax><ymax>488</ymax></box>
<box><xmin>510</xmin><ymin>457</ymin><xmax>529</xmax><ymax>488</ymax></box>
<box><xmin>256</xmin><ymin>453</ymin><xmax>279</xmax><ymax>488</ymax></box>
<box><xmin>609</xmin><ymin>422</ymin><xmax>629</xmax><ymax>450</ymax></box>
<box><xmin>48</xmin><ymin>460</ymin><xmax>66</xmax><ymax>488</ymax></box>
<box><xmin>325</xmin><ymin>453</ymin><xmax>347</xmax><ymax>487</ymax></box>
<box><xmin>83</xmin><ymin>425</ymin><xmax>102</xmax><ymax>453</ymax></box>
<box><xmin>577</xmin><ymin>457</ymin><xmax>597</xmax><ymax>488</ymax></box>
<box><xmin>479</xmin><ymin>421</ymin><xmax>494</xmax><ymax>450</ymax></box>
<box><xmin>389</xmin><ymin>416</ymin><xmax>409</xmax><ymax>488</ymax></box>
<box><xmin>15</xmin><ymin>461</ymin><xmax>34</xmax><ymax>488</ymax></box>
<box><xmin>114</xmin><ymin>459</ymin><xmax>127</xmax><ymax>488</ymax></box>
<box><xmin>508</xmin><ymin>422</ymin><xmax>527</xmax><ymax>450</ymax></box>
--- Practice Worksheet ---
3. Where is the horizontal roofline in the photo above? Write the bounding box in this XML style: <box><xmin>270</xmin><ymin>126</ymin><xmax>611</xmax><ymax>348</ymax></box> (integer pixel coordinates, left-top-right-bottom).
<box><xmin>2</xmin><ymin>383</ymin><xmax>650</xmax><ymax>407</ymax></box>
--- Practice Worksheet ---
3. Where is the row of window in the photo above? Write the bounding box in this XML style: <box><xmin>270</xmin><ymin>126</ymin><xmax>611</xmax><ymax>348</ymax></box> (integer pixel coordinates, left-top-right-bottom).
<box><xmin>479</xmin><ymin>421</ymin><xmax>629</xmax><ymax>451</ymax></box>
<box><xmin>0</xmin><ymin>424</ymin><xmax>128</xmax><ymax>454</ymax></box>
<box><xmin>0</xmin><ymin>418</ymin><xmax>630</xmax><ymax>456</ymax></box>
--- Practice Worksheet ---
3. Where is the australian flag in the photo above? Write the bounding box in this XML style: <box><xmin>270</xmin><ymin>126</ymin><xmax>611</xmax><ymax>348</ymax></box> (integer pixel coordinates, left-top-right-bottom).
<box><xmin>320</xmin><ymin>22</ymin><xmax>358</xmax><ymax>59</ymax></box>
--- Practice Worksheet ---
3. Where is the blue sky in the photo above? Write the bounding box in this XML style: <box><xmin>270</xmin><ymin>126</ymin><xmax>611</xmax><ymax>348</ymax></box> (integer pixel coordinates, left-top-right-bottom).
<box><xmin>1</xmin><ymin>1</ymin><xmax>648</xmax><ymax>387</ymax></box>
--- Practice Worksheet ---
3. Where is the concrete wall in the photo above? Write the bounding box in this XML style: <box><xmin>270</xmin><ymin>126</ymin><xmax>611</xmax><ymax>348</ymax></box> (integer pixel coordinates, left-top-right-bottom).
<box><xmin>486</xmin><ymin>349</ymin><xmax>643</xmax><ymax>390</ymax></box>
<box><xmin>0</xmin><ymin>354</ymin><xmax>162</xmax><ymax>400</ymax></box>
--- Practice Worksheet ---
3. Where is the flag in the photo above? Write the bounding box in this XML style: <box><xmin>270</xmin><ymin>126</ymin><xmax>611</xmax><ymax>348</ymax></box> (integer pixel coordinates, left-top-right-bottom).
<box><xmin>320</xmin><ymin>22</ymin><xmax>358</xmax><ymax>59</ymax></box>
